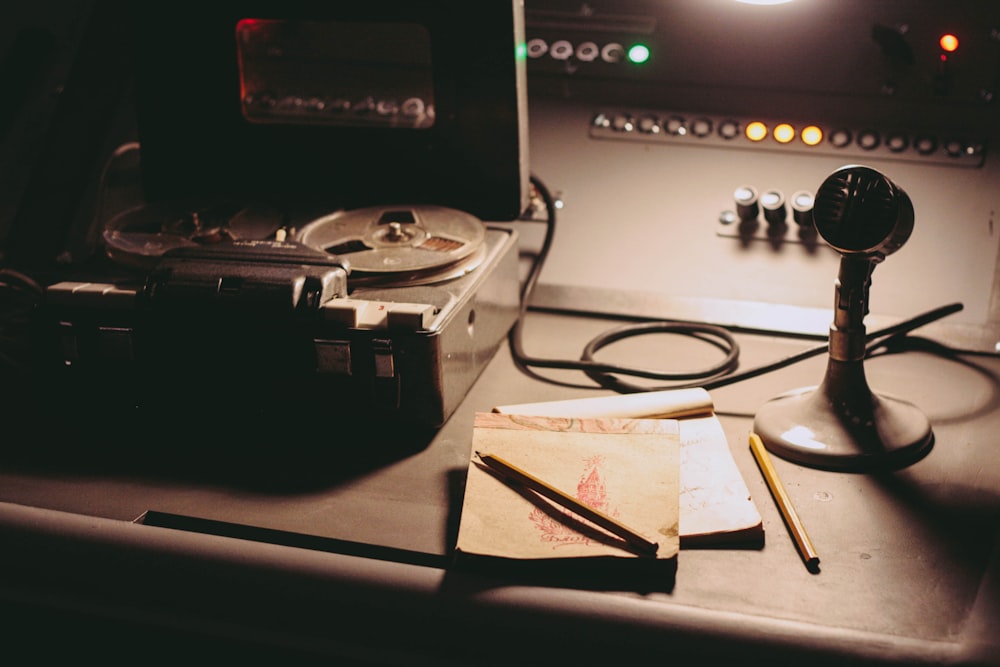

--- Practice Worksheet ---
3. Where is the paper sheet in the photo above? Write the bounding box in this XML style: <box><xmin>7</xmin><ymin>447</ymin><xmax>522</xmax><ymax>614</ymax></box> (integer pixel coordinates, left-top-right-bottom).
<box><xmin>456</xmin><ymin>413</ymin><xmax>680</xmax><ymax>561</ymax></box>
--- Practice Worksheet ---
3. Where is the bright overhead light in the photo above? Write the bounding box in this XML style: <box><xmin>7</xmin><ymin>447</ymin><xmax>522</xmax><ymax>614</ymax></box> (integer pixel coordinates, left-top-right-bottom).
<box><xmin>734</xmin><ymin>0</ymin><xmax>795</xmax><ymax>5</ymax></box>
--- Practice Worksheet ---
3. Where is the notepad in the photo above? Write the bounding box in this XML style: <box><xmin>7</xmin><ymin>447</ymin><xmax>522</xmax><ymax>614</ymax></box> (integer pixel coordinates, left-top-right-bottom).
<box><xmin>491</xmin><ymin>389</ymin><xmax>764</xmax><ymax>548</ymax></box>
<box><xmin>454</xmin><ymin>412</ymin><xmax>680</xmax><ymax>580</ymax></box>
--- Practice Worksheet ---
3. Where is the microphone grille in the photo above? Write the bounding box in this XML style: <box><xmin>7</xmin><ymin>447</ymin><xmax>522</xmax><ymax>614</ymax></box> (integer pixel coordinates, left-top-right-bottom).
<box><xmin>813</xmin><ymin>165</ymin><xmax>908</xmax><ymax>255</ymax></box>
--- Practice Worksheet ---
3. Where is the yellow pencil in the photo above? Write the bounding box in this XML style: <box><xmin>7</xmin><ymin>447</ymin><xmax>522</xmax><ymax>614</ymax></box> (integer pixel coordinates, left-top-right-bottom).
<box><xmin>749</xmin><ymin>433</ymin><xmax>820</xmax><ymax>573</ymax></box>
<box><xmin>475</xmin><ymin>451</ymin><xmax>659</xmax><ymax>556</ymax></box>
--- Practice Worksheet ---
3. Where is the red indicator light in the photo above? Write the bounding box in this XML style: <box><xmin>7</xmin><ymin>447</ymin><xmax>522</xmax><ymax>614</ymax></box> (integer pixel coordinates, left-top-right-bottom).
<box><xmin>939</xmin><ymin>34</ymin><xmax>959</xmax><ymax>52</ymax></box>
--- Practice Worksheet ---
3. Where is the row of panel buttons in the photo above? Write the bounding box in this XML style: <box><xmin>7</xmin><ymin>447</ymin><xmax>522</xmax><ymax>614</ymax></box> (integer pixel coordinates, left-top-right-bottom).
<box><xmin>591</xmin><ymin>110</ymin><xmax>986</xmax><ymax>168</ymax></box>
<box><xmin>527</xmin><ymin>38</ymin><xmax>628</xmax><ymax>63</ymax></box>
<box><xmin>242</xmin><ymin>93</ymin><xmax>434</xmax><ymax>128</ymax></box>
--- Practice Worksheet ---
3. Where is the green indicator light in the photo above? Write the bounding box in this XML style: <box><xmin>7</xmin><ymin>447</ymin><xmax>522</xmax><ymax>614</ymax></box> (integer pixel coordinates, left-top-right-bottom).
<box><xmin>627</xmin><ymin>44</ymin><xmax>650</xmax><ymax>64</ymax></box>
<box><xmin>515</xmin><ymin>42</ymin><xmax>527</xmax><ymax>61</ymax></box>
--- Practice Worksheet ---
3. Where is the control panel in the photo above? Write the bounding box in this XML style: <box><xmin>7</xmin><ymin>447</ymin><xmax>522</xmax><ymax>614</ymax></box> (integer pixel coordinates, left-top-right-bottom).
<box><xmin>523</xmin><ymin>0</ymin><xmax>1000</xmax><ymax>352</ymax></box>
<box><xmin>525</xmin><ymin>0</ymin><xmax>1000</xmax><ymax>119</ymax></box>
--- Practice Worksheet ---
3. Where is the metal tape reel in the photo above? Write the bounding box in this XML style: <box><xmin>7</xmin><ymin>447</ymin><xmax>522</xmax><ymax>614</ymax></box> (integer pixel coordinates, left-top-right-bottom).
<box><xmin>296</xmin><ymin>204</ymin><xmax>487</xmax><ymax>285</ymax></box>
<box><xmin>103</xmin><ymin>201</ymin><xmax>283</xmax><ymax>269</ymax></box>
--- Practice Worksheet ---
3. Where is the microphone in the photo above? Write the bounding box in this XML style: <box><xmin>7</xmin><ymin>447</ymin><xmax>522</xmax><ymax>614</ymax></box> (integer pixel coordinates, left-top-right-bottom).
<box><xmin>752</xmin><ymin>165</ymin><xmax>933</xmax><ymax>472</ymax></box>
<box><xmin>813</xmin><ymin>164</ymin><xmax>913</xmax><ymax>258</ymax></box>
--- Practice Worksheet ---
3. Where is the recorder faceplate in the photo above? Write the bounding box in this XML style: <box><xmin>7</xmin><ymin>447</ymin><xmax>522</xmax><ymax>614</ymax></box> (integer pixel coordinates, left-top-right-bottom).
<box><xmin>34</xmin><ymin>206</ymin><xmax>520</xmax><ymax>430</ymax></box>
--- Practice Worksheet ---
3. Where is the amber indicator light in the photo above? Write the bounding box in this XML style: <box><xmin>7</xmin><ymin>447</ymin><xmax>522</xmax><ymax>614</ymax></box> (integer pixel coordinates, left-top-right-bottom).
<box><xmin>801</xmin><ymin>125</ymin><xmax>824</xmax><ymax>147</ymax></box>
<box><xmin>774</xmin><ymin>123</ymin><xmax>795</xmax><ymax>144</ymax></box>
<box><xmin>745</xmin><ymin>121</ymin><xmax>768</xmax><ymax>142</ymax></box>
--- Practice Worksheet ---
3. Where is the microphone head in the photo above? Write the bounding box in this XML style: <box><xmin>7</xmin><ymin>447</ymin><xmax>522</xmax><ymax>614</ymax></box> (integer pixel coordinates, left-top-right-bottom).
<box><xmin>813</xmin><ymin>165</ymin><xmax>914</xmax><ymax>257</ymax></box>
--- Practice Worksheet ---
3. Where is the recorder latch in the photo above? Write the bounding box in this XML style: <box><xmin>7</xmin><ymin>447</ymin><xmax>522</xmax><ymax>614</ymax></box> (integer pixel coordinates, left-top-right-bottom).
<box><xmin>372</xmin><ymin>338</ymin><xmax>395</xmax><ymax>378</ymax></box>
<box><xmin>372</xmin><ymin>338</ymin><xmax>401</xmax><ymax>409</ymax></box>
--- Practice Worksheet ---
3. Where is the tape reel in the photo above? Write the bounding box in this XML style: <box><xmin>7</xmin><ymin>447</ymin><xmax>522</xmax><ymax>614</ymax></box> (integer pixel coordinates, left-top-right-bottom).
<box><xmin>102</xmin><ymin>201</ymin><xmax>283</xmax><ymax>269</ymax></box>
<box><xmin>102</xmin><ymin>201</ymin><xmax>486</xmax><ymax>288</ymax></box>
<box><xmin>296</xmin><ymin>204</ymin><xmax>487</xmax><ymax>286</ymax></box>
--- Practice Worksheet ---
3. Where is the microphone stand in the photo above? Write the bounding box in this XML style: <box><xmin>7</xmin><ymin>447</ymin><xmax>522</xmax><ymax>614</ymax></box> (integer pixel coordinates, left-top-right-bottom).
<box><xmin>752</xmin><ymin>170</ymin><xmax>934</xmax><ymax>472</ymax></box>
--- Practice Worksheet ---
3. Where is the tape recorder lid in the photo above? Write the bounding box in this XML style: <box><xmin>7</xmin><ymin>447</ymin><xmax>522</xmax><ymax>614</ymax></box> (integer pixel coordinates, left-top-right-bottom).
<box><xmin>130</xmin><ymin>0</ymin><xmax>530</xmax><ymax>221</ymax></box>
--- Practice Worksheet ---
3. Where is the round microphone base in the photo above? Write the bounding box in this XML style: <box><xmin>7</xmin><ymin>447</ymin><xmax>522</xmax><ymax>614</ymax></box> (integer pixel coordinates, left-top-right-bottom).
<box><xmin>753</xmin><ymin>361</ymin><xmax>933</xmax><ymax>473</ymax></box>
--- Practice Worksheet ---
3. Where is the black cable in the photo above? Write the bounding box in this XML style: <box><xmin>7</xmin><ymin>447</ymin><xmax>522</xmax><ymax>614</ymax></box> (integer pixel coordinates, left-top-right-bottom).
<box><xmin>581</xmin><ymin>321</ymin><xmax>740</xmax><ymax>392</ymax></box>
<box><xmin>511</xmin><ymin>174</ymin><xmax>965</xmax><ymax>393</ymax></box>
<box><xmin>700</xmin><ymin>301</ymin><xmax>964</xmax><ymax>391</ymax></box>
<box><xmin>0</xmin><ymin>267</ymin><xmax>44</xmax><ymax>371</ymax></box>
<box><xmin>511</xmin><ymin>176</ymin><xmax>741</xmax><ymax>391</ymax></box>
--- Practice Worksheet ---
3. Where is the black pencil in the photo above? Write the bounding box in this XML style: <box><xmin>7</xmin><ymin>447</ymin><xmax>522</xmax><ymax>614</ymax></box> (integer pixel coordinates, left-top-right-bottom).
<box><xmin>475</xmin><ymin>450</ymin><xmax>660</xmax><ymax>556</ymax></box>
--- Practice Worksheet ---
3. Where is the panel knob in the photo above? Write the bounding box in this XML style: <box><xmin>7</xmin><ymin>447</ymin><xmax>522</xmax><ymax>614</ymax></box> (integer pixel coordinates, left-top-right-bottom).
<box><xmin>734</xmin><ymin>185</ymin><xmax>759</xmax><ymax>223</ymax></box>
<box><xmin>761</xmin><ymin>190</ymin><xmax>787</xmax><ymax>227</ymax></box>
<box><xmin>790</xmin><ymin>190</ymin><xmax>815</xmax><ymax>227</ymax></box>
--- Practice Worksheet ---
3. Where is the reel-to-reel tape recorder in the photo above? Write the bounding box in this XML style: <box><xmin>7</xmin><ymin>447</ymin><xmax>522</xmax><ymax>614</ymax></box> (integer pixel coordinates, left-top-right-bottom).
<box><xmin>39</xmin><ymin>201</ymin><xmax>520</xmax><ymax>429</ymax></box>
<box><xmin>16</xmin><ymin>0</ymin><xmax>529</xmax><ymax>432</ymax></box>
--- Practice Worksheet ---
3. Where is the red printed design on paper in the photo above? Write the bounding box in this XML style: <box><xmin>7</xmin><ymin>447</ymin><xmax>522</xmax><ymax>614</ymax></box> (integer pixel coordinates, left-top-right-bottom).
<box><xmin>528</xmin><ymin>455</ymin><xmax>618</xmax><ymax>549</ymax></box>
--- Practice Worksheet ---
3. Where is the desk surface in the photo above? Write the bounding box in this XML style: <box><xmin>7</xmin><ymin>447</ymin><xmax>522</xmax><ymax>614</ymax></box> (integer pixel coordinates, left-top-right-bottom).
<box><xmin>1</xmin><ymin>307</ymin><xmax>998</xmax><ymax>665</ymax></box>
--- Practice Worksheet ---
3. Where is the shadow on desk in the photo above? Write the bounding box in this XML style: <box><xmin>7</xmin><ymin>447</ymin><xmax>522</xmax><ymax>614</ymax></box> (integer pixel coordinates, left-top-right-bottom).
<box><xmin>0</xmin><ymin>389</ymin><xmax>438</xmax><ymax>493</ymax></box>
